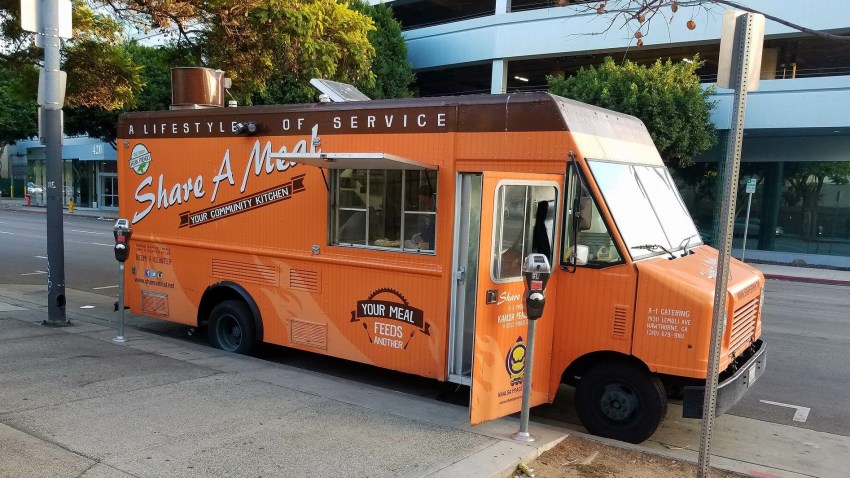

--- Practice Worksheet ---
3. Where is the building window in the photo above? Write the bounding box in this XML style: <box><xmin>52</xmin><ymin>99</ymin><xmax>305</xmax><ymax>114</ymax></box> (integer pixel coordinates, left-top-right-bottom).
<box><xmin>332</xmin><ymin>169</ymin><xmax>437</xmax><ymax>253</ymax></box>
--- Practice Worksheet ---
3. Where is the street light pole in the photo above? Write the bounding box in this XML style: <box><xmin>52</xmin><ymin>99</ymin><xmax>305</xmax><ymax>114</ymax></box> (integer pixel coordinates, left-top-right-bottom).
<box><xmin>41</xmin><ymin>0</ymin><xmax>68</xmax><ymax>326</ymax></box>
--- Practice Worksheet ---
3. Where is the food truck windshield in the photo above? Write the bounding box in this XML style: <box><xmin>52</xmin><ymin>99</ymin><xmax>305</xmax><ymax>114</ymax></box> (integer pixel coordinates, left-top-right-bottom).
<box><xmin>588</xmin><ymin>160</ymin><xmax>702</xmax><ymax>260</ymax></box>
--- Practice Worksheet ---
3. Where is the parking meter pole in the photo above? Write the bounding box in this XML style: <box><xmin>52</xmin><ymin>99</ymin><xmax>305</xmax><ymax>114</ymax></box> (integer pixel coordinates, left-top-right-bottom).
<box><xmin>512</xmin><ymin>318</ymin><xmax>537</xmax><ymax>442</ymax></box>
<box><xmin>112</xmin><ymin>219</ymin><xmax>132</xmax><ymax>343</ymax></box>
<box><xmin>113</xmin><ymin>262</ymin><xmax>126</xmax><ymax>343</ymax></box>
<box><xmin>513</xmin><ymin>253</ymin><xmax>551</xmax><ymax>443</ymax></box>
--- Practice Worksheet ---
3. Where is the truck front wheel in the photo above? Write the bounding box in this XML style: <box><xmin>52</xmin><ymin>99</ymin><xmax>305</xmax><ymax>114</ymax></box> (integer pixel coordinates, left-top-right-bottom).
<box><xmin>208</xmin><ymin>300</ymin><xmax>257</xmax><ymax>355</ymax></box>
<box><xmin>574</xmin><ymin>362</ymin><xmax>667</xmax><ymax>444</ymax></box>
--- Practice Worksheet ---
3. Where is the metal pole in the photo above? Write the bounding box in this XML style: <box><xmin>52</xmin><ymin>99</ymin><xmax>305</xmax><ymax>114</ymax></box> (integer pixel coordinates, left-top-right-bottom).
<box><xmin>113</xmin><ymin>262</ymin><xmax>127</xmax><ymax>343</ymax></box>
<box><xmin>512</xmin><ymin>319</ymin><xmax>537</xmax><ymax>442</ymax></box>
<box><xmin>42</xmin><ymin>0</ymin><xmax>68</xmax><ymax>327</ymax></box>
<box><xmin>742</xmin><ymin>191</ymin><xmax>753</xmax><ymax>262</ymax></box>
<box><xmin>698</xmin><ymin>13</ymin><xmax>755</xmax><ymax>478</ymax></box>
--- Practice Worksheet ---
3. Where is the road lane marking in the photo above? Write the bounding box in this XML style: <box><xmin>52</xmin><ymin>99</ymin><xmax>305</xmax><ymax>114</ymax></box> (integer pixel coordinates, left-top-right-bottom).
<box><xmin>21</xmin><ymin>270</ymin><xmax>47</xmax><ymax>276</ymax></box>
<box><xmin>36</xmin><ymin>255</ymin><xmax>47</xmax><ymax>259</ymax></box>
<box><xmin>80</xmin><ymin>305</ymin><xmax>95</xmax><ymax>309</ymax></box>
<box><xmin>760</xmin><ymin>400</ymin><xmax>811</xmax><ymax>422</ymax></box>
<box><xmin>70</xmin><ymin>229</ymin><xmax>106</xmax><ymax>235</ymax></box>
<box><xmin>92</xmin><ymin>285</ymin><xmax>118</xmax><ymax>290</ymax></box>
<box><xmin>90</xmin><ymin>242</ymin><xmax>113</xmax><ymax>247</ymax></box>
<box><xmin>0</xmin><ymin>231</ymin><xmax>13</xmax><ymax>235</ymax></box>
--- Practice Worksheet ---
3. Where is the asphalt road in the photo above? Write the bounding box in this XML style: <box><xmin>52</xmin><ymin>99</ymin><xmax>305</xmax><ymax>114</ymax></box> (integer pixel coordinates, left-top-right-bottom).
<box><xmin>730</xmin><ymin>279</ymin><xmax>850</xmax><ymax>436</ymax></box>
<box><xmin>1</xmin><ymin>208</ymin><xmax>848</xmax><ymax>440</ymax></box>
<box><xmin>0</xmin><ymin>210</ymin><xmax>118</xmax><ymax>292</ymax></box>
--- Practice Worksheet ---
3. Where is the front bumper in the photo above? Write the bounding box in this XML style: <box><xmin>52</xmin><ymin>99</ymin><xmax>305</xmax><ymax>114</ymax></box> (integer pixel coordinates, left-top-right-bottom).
<box><xmin>682</xmin><ymin>340</ymin><xmax>766</xmax><ymax>419</ymax></box>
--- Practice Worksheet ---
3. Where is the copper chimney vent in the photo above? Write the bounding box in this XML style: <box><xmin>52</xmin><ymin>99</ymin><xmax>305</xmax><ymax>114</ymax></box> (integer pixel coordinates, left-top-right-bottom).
<box><xmin>171</xmin><ymin>67</ymin><xmax>230</xmax><ymax>109</ymax></box>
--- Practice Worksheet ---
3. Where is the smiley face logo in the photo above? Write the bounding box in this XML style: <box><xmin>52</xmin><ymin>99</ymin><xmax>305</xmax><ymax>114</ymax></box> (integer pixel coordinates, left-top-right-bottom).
<box><xmin>505</xmin><ymin>336</ymin><xmax>526</xmax><ymax>385</ymax></box>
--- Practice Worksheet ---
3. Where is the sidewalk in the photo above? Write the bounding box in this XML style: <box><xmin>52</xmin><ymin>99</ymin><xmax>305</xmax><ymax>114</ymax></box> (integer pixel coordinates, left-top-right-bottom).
<box><xmin>0</xmin><ymin>286</ymin><xmax>567</xmax><ymax>478</ymax></box>
<box><xmin>5</xmin><ymin>287</ymin><xmax>850</xmax><ymax>478</ymax></box>
<box><xmin>0</xmin><ymin>197</ymin><xmax>117</xmax><ymax>221</ymax></box>
<box><xmin>754</xmin><ymin>262</ymin><xmax>850</xmax><ymax>285</ymax></box>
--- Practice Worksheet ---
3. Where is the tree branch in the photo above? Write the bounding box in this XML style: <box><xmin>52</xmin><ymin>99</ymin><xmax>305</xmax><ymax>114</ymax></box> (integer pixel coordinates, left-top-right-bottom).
<box><xmin>708</xmin><ymin>0</ymin><xmax>850</xmax><ymax>43</ymax></box>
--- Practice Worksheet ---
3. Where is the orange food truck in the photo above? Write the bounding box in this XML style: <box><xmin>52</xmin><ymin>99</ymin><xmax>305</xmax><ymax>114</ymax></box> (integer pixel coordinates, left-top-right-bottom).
<box><xmin>117</xmin><ymin>88</ymin><xmax>766</xmax><ymax>443</ymax></box>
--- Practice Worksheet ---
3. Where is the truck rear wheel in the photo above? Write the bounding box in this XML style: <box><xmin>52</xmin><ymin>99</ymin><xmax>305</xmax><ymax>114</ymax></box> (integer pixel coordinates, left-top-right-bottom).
<box><xmin>208</xmin><ymin>300</ymin><xmax>257</xmax><ymax>355</ymax></box>
<box><xmin>574</xmin><ymin>362</ymin><xmax>667</xmax><ymax>444</ymax></box>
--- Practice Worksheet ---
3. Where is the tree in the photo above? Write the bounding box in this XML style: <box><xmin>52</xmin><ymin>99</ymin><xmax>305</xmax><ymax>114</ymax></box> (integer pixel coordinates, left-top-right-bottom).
<box><xmin>350</xmin><ymin>1</ymin><xmax>415</xmax><ymax>99</ymax></box>
<box><xmin>95</xmin><ymin>0</ymin><xmax>377</xmax><ymax>102</ymax></box>
<box><xmin>559</xmin><ymin>1</ymin><xmax>850</xmax><ymax>46</ymax></box>
<box><xmin>0</xmin><ymin>66</ymin><xmax>38</xmax><ymax>148</ymax></box>
<box><xmin>547</xmin><ymin>56</ymin><xmax>717</xmax><ymax>167</ymax></box>
<box><xmin>64</xmin><ymin>43</ymin><xmax>191</xmax><ymax>147</ymax></box>
<box><xmin>0</xmin><ymin>0</ymin><xmax>144</xmax><ymax>110</ymax></box>
<box><xmin>0</xmin><ymin>66</ymin><xmax>37</xmax><ymax>184</ymax></box>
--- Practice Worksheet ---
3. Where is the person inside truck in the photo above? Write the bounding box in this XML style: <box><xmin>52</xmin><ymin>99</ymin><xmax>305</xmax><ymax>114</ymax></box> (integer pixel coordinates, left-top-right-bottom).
<box><xmin>410</xmin><ymin>185</ymin><xmax>435</xmax><ymax>249</ymax></box>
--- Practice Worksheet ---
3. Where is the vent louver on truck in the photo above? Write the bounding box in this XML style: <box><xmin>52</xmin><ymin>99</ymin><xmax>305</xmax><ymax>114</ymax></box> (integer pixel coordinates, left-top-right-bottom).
<box><xmin>289</xmin><ymin>269</ymin><xmax>321</xmax><ymax>292</ymax></box>
<box><xmin>730</xmin><ymin>296</ymin><xmax>759</xmax><ymax>353</ymax></box>
<box><xmin>612</xmin><ymin>305</ymin><xmax>628</xmax><ymax>338</ymax></box>
<box><xmin>212</xmin><ymin>260</ymin><xmax>277</xmax><ymax>286</ymax></box>
<box><xmin>290</xmin><ymin>319</ymin><xmax>328</xmax><ymax>349</ymax></box>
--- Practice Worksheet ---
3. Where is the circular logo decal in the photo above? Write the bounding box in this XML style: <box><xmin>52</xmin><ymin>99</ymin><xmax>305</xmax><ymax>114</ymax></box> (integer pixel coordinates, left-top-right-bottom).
<box><xmin>129</xmin><ymin>144</ymin><xmax>151</xmax><ymax>175</ymax></box>
<box><xmin>505</xmin><ymin>336</ymin><xmax>526</xmax><ymax>385</ymax></box>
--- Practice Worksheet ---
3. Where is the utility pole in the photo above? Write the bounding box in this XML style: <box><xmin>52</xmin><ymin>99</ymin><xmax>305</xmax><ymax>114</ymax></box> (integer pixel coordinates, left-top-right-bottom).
<box><xmin>22</xmin><ymin>0</ymin><xmax>71</xmax><ymax>326</ymax></box>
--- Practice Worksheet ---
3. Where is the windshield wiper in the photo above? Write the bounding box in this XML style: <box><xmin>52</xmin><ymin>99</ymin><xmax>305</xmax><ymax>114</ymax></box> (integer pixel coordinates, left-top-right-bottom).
<box><xmin>677</xmin><ymin>234</ymin><xmax>700</xmax><ymax>257</ymax></box>
<box><xmin>631</xmin><ymin>244</ymin><xmax>675</xmax><ymax>259</ymax></box>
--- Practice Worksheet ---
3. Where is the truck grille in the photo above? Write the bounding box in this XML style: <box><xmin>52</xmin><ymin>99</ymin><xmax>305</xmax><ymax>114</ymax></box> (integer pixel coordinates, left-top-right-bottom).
<box><xmin>729</xmin><ymin>296</ymin><xmax>759</xmax><ymax>353</ymax></box>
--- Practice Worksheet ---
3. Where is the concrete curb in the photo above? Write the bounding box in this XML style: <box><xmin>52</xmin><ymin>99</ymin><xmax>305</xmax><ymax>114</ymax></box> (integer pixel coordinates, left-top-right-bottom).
<box><xmin>764</xmin><ymin>274</ymin><xmax>850</xmax><ymax>286</ymax></box>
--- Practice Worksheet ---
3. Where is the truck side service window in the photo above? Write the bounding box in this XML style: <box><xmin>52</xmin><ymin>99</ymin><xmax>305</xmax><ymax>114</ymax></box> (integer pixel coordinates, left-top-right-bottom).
<box><xmin>492</xmin><ymin>184</ymin><xmax>557</xmax><ymax>282</ymax></box>
<box><xmin>562</xmin><ymin>164</ymin><xmax>623</xmax><ymax>267</ymax></box>
<box><xmin>332</xmin><ymin>169</ymin><xmax>437</xmax><ymax>253</ymax></box>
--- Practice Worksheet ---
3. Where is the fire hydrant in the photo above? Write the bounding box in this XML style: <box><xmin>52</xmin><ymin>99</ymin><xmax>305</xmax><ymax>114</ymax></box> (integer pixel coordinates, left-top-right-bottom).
<box><xmin>68</xmin><ymin>200</ymin><xmax>75</xmax><ymax>214</ymax></box>
<box><xmin>25</xmin><ymin>194</ymin><xmax>31</xmax><ymax>206</ymax></box>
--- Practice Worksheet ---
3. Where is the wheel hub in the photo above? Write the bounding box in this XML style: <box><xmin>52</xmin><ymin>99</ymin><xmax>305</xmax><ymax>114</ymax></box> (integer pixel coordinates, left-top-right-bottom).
<box><xmin>599</xmin><ymin>385</ymin><xmax>637</xmax><ymax>421</ymax></box>
<box><xmin>219</xmin><ymin>315</ymin><xmax>242</xmax><ymax>349</ymax></box>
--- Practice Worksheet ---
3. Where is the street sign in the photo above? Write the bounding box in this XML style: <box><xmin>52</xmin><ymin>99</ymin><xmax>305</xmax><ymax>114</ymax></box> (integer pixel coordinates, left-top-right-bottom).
<box><xmin>717</xmin><ymin>10</ymin><xmax>765</xmax><ymax>91</ymax></box>
<box><xmin>37</xmin><ymin>68</ymin><xmax>67</xmax><ymax>108</ymax></box>
<box><xmin>746</xmin><ymin>178</ymin><xmax>757</xmax><ymax>194</ymax></box>
<box><xmin>21</xmin><ymin>0</ymin><xmax>72</xmax><ymax>41</ymax></box>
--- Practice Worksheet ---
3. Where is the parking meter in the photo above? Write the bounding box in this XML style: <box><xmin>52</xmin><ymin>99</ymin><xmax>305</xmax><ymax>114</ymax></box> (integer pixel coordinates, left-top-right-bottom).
<box><xmin>512</xmin><ymin>253</ymin><xmax>552</xmax><ymax>443</ymax></box>
<box><xmin>523</xmin><ymin>253</ymin><xmax>551</xmax><ymax>320</ymax></box>
<box><xmin>113</xmin><ymin>219</ymin><xmax>132</xmax><ymax>343</ymax></box>
<box><xmin>113</xmin><ymin>219</ymin><xmax>132</xmax><ymax>262</ymax></box>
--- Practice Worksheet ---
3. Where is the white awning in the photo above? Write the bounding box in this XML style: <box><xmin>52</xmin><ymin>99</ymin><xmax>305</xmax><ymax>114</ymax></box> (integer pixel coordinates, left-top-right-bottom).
<box><xmin>268</xmin><ymin>152</ymin><xmax>438</xmax><ymax>170</ymax></box>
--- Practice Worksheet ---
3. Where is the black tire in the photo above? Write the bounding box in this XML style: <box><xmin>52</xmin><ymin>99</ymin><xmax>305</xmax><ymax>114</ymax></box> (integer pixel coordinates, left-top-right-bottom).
<box><xmin>208</xmin><ymin>300</ymin><xmax>257</xmax><ymax>355</ymax></box>
<box><xmin>574</xmin><ymin>362</ymin><xmax>667</xmax><ymax>444</ymax></box>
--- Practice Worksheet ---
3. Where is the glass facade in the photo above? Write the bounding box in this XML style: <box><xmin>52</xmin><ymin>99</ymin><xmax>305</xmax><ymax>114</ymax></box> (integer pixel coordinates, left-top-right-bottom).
<box><xmin>674</xmin><ymin>161</ymin><xmax>850</xmax><ymax>259</ymax></box>
<box><xmin>26</xmin><ymin>159</ymin><xmax>118</xmax><ymax>209</ymax></box>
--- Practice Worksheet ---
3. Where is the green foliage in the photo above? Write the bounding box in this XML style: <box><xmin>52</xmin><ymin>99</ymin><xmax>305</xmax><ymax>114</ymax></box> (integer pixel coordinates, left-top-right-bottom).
<box><xmin>350</xmin><ymin>1</ymin><xmax>414</xmax><ymax>99</ymax></box>
<box><xmin>0</xmin><ymin>65</ymin><xmax>38</xmax><ymax>147</ymax></box>
<box><xmin>201</xmin><ymin>0</ymin><xmax>376</xmax><ymax>102</ymax></box>
<box><xmin>0</xmin><ymin>1</ymin><xmax>143</xmax><ymax>110</ymax></box>
<box><xmin>65</xmin><ymin>44</ymin><xmax>191</xmax><ymax>146</ymax></box>
<box><xmin>547</xmin><ymin>56</ymin><xmax>717</xmax><ymax>167</ymax></box>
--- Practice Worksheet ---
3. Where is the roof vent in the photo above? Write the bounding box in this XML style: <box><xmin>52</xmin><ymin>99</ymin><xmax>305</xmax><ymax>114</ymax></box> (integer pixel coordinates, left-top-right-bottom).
<box><xmin>171</xmin><ymin>67</ymin><xmax>231</xmax><ymax>110</ymax></box>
